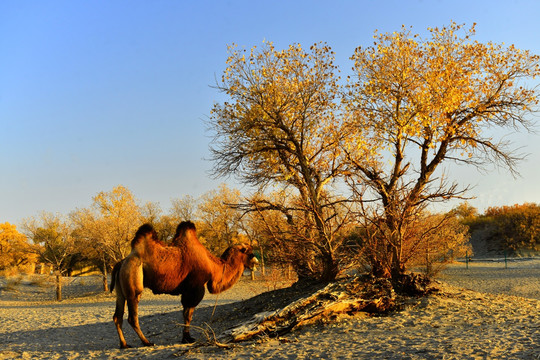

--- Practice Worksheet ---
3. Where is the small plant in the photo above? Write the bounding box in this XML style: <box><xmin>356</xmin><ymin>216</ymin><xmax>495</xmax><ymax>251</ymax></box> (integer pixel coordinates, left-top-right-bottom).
<box><xmin>28</xmin><ymin>275</ymin><xmax>52</xmax><ymax>288</ymax></box>
<box><xmin>261</xmin><ymin>266</ymin><xmax>295</xmax><ymax>291</ymax></box>
<box><xmin>3</xmin><ymin>276</ymin><xmax>23</xmax><ymax>291</ymax></box>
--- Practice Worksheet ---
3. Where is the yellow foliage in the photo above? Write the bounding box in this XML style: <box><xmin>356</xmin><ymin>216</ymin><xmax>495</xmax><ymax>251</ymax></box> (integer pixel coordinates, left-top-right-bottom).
<box><xmin>345</xmin><ymin>22</ymin><xmax>540</xmax><ymax>159</ymax></box>
<box><xmin>74</xmin><ymin>185</ymin><xmax>142</xmax><ymax>263</ymax></box>
<box><xmin>212</xmin><ymin>41</ymin><xmax>352</xmax><ymax>187</ymax></box>
<box><xmin>211</xmin><ymin>22</ymin><xmax>540</xmax><ymax>279</ymax></box>
<box><xmin>344</xmin><ymin>22</ymin><xmax>539</xmax><ymax>277</ymax></box>
<box><xmin>0</xmin><ymin>222</ymin><xmax>36</xmax><ymax>269</ymax></box>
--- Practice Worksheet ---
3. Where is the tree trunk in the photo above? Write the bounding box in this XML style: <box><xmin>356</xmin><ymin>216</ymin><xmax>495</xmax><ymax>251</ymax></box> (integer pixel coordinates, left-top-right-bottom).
<box><xmin>287</xmin><ymin>263</ymin><xmax>292</xmax><ymax>280</ymax></box>
<box><xmin>371</xmin><ymin>257</ymin><xmax>391</xmax><ymax>278</ymax></box>
<box><xmin>102</xmin><ymin>262</ymin><xmax>109</xmax><ymax>292</ymax></box>
<box><xmin>385</xmin><ymin>214</ymin><xmax>406</xmax><ymax>279</ymax></box>
<box><xmin>258</xmin><ymin>244</ymin><xmax>266</xmax><ymax>276</ymax></box>
<box><xmin>320</xmin><ymin>253</ymin><xmax>339</xmax><ymax>282</ymax></box>
<box><xmin>390</xmin><ymin>244</ymin><xmax>405</xmax><ymax>279</ymax></box>
<box><xmin>425</xmin><ymin>238</ymin><xmax>432</xmax><ymax>277</ymax></box>
<box><xmin>55</xmin><ymin>272</ymin><xmax>62</xmax><ymax>302</ymax></box>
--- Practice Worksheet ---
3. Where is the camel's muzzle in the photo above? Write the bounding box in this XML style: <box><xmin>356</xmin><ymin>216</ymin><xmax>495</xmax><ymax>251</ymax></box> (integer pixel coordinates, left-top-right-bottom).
<box><xmin>248</xmin><ymin>256</ymin><xmax>259</xmax><ymax>269</ymax></box>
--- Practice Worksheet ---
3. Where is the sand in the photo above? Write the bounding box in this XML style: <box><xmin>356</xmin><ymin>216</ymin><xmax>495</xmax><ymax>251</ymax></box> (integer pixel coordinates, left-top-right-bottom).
<box><xmin>0</xmin><ymin>259</ymin><xmax>539</xmax><ymax>359</ymax></box>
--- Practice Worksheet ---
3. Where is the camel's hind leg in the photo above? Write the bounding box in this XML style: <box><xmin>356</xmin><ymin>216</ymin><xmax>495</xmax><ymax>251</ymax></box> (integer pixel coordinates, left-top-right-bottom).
<box><xmin>113</xmin><ymin>294</ymin><xmax>130</xmax><ymax>349</ymax></box>
<box><xmin>113</xmin><ymin>255</ymin><xmax>153</xmax><ymax>349</ymax></box>
<box><xmin>127</xmin><ymin>294</ymin><xmax>154</xmax><ymax>347</ymax></box>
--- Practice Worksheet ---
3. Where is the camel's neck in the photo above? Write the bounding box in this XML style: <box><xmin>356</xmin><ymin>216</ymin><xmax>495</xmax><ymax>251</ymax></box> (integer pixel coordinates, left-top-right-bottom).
<box><xmin>171</xmin><ymin>229</ymin><xmax>246</xmax><ymax>294</ymax></box>
<box><xmin>207</xmin><ymin>256</ymin><xmax>245</xmax><ymax>294</ymax></box>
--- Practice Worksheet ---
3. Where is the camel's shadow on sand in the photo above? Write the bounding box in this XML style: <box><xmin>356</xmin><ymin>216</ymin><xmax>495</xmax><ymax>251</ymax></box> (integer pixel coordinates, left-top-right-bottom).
<box><xmin>2</xmin><ymin>301</ymin><xmax>243</xmax><ymax>353</ymax></box>
<box><xmin>2</xmin><ymin>281</ymin><xmax>319</xmax><ymax>353</ymax></box>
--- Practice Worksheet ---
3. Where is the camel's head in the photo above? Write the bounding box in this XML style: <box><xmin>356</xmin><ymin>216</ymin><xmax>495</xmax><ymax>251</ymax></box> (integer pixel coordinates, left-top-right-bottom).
<box><xmin>239</xmin><ymin>244</ymin><xmax>259</xmax><ymax>270</ymax></box>
<box><xmin>222</xmin><ymin>244</ymin><xmax>259</xmax><ymax>270</ymax></box>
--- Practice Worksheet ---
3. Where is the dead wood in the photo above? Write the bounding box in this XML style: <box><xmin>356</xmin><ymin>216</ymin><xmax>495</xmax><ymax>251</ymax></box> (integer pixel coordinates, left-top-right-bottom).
<box><xmin>220</xmin><ymin>275</ymin><xmax>400</xmax><ymax>342</ymax></box>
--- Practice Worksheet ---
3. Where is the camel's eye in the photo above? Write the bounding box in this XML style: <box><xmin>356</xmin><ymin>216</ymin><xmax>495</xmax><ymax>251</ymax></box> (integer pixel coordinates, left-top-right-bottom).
<box><xmin>240</xmin><ymin>247</ymin><xmax>247</xmax><ymax>253</ymax></box>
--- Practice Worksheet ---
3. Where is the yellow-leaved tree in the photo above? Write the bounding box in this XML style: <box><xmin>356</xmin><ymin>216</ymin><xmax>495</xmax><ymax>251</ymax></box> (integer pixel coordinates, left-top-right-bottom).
<box><xmin>0</xmin><ymin>222</ymin><xmax>36</xmax><ymax>271</ymax></box>
<box><xmin>343</xmin><ymin>22</ymin><xmax>540</xmax><ymax>278</ymax></box>
<box><xmin>210</xmin><ymin>42</ymin><xmax>353</xmax><ymax>281</ymax></box>
<box><xmin>22</xmin><ymin>213</ymin><xmax>77</xmax><ymax>301</ymax></box>
<box><xmin>71</xmin><ymin>185</ymin><xmax>142</xmax><ymax>290</ymax></box>
<box><xmin>197</xmin><ymin>184</ymin><xmax>243</xmax><ymax>254</ymax></box>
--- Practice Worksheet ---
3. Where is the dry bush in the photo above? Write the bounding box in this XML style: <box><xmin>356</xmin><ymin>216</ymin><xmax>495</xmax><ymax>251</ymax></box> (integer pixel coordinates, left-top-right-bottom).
<box><xmin>2</xmin><ymin>276</ymin><xmax>23</xmax><ymax>291</ymax></box>
<box><xmin>260</xmin><ymin>265</ymin><xmax>296</xmax><ymax>291</ymax></box>
<box><xmin>404</xmin><ymin>212</ymin><xmax>472</xmax><ymax>278</ymax></box>
<box><xmin>27</xmin><ymin>275</ymin><xmax>52</xmax><ymax>288</ymax></box>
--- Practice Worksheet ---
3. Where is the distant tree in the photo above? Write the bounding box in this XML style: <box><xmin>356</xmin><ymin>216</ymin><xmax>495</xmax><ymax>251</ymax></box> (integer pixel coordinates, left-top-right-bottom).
<box><xmin>148</xmin><ymin>194</ymin><xmax>201</xmax><ymax>243</ymax></box>
<box><xmin>170</xmin><ymin>195</ymin><xmax>198</xmax><ymax>222</ymax></box>
<box><xmin>197</xmin><ymin>184</ymin><xmax>243</xmax><ymax>254</ymax></box>
<box><xmin>155</xmin><ymin>214</ymin><xmax>179</xmax><ymax>244</ymax></box>
<box><xmin>0</xmin><ymin>222</ymin><xmax>37</xmax><ymax>271</ymax></box>
<box><xmin>140</xmin><ymin>201</ymin><xmax>174</xmax><ymax>242</ymax></box>
<box><xmin>238</xmin><ymin>190</ymin><xmax>295</xmax><ymax>277</ymax></box>
<box><xmin>22</xmin><ymin>213</ymin><xmax>77</xmax><ymax>301</ymax></box>
<box><xmin>210</xmin><ymin>42</ymin><xmax>352</xmax><ymax>281</ymax></box>
<box><xmin>484</xmin><ymin>203</ymin><xmax>540</xmax><ymax>253</ymax></box>
<box><xmin>70</xmin><ymin>208</ymin><xmax>110</xmax><ymax>290</ymax></box>
<box><xmin>451</xmin><ymin>202</ymin><xmax>479</xmax><ymax>223</ymax></box>
<box><xmin>140</xmin><ymin>201</ymin><xmax>163</xmax><ymax>225</ymax></box>
<box><xmin>71</xmin><ymin>185</ymin><xmax>142</xmax><ymax>291</ymax></box>
<box><xmin>236</xmin><ymin>212</ymin><xmax>265</xmax><ymax>277</ymax></box>
<box><xmin>343</xmin><ymin>22</ymin><xmax>540</xmax><ymax>278</ymax></box>
<box><xmin>90</xmin><ymin>185</ymin><xmax>142</xmax><ymax>262</ymax></box>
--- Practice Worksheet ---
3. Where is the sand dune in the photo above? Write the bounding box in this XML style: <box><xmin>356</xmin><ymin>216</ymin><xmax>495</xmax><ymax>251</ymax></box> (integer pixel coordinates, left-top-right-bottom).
<box><xmin>0</xmin><ymin>260</ymin><xmax>538</xmax><ymax>359</ymax></box>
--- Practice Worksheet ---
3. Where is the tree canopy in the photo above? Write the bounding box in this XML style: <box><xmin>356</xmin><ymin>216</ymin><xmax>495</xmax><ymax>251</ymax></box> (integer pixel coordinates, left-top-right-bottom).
<box><xmin>210</xmin><ymin>22</ymin><xmax>539</xmax><ymax>279</ymax></box>
<box><xmin>0</xmin><ymin>222</ymin><xmax>36</xmax><ymax>270</ymax></box>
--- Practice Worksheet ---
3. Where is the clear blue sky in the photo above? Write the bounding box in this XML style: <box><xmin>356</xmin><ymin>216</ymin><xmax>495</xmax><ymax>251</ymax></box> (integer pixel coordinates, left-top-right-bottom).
<box><xmin>2</xmin><ymin>0</ymin><xmax>540</xmax><ymax>225</ymax></box>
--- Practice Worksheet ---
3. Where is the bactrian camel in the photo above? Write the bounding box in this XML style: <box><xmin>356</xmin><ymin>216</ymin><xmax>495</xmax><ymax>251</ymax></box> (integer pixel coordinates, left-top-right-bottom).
<box><xmin>110</xmin><ymin>221</ymin><xmax>258</xmax><ymax>348</ymax></box>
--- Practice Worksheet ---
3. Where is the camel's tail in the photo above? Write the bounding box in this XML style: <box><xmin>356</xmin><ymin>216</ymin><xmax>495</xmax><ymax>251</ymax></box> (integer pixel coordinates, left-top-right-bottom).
<box><xmin>110</xmin><ymin>260</ymin><xmax>123</xmax><ymax>293</ymax></box>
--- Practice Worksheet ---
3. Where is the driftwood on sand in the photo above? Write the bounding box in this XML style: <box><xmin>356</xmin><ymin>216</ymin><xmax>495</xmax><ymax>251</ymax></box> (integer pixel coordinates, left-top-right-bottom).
<box><xmin>221</xmin><ymin>274</ymin><xmax>428</xmax><ymax>343</ymax></box>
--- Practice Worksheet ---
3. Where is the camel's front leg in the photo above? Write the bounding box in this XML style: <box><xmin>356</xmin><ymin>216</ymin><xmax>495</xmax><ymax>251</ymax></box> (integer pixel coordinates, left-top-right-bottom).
<box><xmin>182</xmin><ymin>307</ymin><xmax>196</xmax><ymax>344</ymax></box>
<box><xmin>181</xmin><ymin>286</ymin><xmax>205</xmax><ymax>344</ymax></box>
<box><xmin>127</xmin><ymin>295</ymin><xmax>154</xmax><ymax>347</ymax></box>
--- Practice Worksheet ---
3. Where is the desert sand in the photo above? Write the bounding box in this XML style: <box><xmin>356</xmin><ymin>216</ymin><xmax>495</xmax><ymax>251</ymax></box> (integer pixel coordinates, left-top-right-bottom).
<box><xmin>1</xmin><ymin>259</ymin><xmax>539</xmax><ymax>359</ymax></box>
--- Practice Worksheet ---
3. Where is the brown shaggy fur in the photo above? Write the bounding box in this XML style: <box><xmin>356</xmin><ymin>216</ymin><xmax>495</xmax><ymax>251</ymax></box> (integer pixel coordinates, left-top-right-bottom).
<box><xmin>110</xmin><ymin>221</ymin><xmax>258</xmax><ymax>349</ymax></box>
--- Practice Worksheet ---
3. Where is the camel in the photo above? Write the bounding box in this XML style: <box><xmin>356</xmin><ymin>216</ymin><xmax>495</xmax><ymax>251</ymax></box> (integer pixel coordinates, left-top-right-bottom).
<box><xmin>110</xmin><ymin>221</ymin><xmax>258</xmax><ymax>348</ymax></box>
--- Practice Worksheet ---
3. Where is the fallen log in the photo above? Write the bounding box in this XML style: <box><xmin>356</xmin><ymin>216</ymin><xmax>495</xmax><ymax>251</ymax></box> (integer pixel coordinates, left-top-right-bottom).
<box><xmin>221</xmin><ymin>275</ymin><xmax>400</xmax><ymax>342</ymax></box>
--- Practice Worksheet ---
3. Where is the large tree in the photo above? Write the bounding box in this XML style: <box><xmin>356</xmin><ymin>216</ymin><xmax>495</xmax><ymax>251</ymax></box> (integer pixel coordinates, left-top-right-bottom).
<box><xmin>210</xmin><ymin>42</ymin><xmax>351</xmax><ymax>280</ymax></box>
<box><xmin>343</xmin><ymin>22</ymin><xmax>540</xmax><ymax>277</ymax></box>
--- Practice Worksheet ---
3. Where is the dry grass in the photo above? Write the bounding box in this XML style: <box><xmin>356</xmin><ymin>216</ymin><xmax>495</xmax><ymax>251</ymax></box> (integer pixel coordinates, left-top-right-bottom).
<box><xmin>1</xmin><ymin>276</ymin><xmax>23</xmax><ymax>291</ymax></box>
